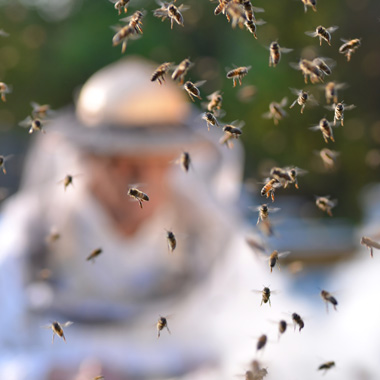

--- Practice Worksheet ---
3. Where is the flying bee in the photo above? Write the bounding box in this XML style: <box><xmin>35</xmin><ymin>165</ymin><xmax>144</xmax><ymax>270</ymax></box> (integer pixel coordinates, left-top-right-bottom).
<box><xmin>42</xmin><ymin>321</ymin><xmax>73</xmax><ymax>343</ymax></box>
<box><xmin>45</xmin><ymin>227</ymin><xmax>61</xmax><ymax>244</ymax></box>
<box><xmin>177</xmin><ymin>151</ymin><xmax>191</xmax><ymax>172</ymax></box>
<box><xmin>244</xmin><ymin>19</ymin><xmax>266</xmax><ymax>39</ymax></box>
<box><xmin>153</xmin><ymin>2</ymin><xmax>187</xmax><ymax>29</ymax></box>
<box><xmin>31</xmin><ymin>102</ymin><xmax>54</xmax><ymax>119</ymax></box>
<box><xmin>0</xmin><ymin>155</ymin><xmax>13</xmax><ymax>175</ymax></box>
<box><xmin>325</xmin><ymin>101</ymin><xmax>355</xmax><ymax>126</ymax></box>
<box><xmin>290</xmin><ymin>59</ymin><xmax>324</xmax><ymax>84</ymax></box>
<box><xmin>112</xmin><ymin>24</ymin><xmax>139</xmax><ymax>53</ymax></box>
<box><xmin>317</xmin><ymin>148</ymin><xmax>339</xmax><ymax>169</ymax></box>
<box><xmin>262</xmin><ymin>97</ymin><xmax>288</xmax><ymax>125</ymax></box>
<box><xmin>183</xmin><ymin>80</ymin><xmax>206</xmax><ymax>102</ymax></box>
<box><xmin>323</xmin><ymin>81</ymin><xmax>347</xmax><ymax>104</ymax></box>
<box><xmin>214</xmin><ymin>0</ymin><xmax>231</xmax><ymax>21</ymax></box>
<box><xmin>292</xmin><ymin>312</ymin><xmax>304</xmax><ymax>331</ymax></box>
<box><xmin>318</xmin><ymin>361</ymin><xmax>335</xmax><ymax>374</ymax></box>
<box><xmin>305</xmin><ymin>25</ymin><xmax>338</xmax><ymax>46</ymax></box>
<box><xmin>256</xmin><ymin>334</ymin><xmax>267</xmax><ymax>351</ymax></box>
<box><xmin>278</xmin><ymin>320</ymin><xmax>287</xmax><ymax>337</ymax></box>
<box><xmin>268</xmin><ymin>42</ymin><xmax>293</xmax><ymax>68</ymax></box>
<box><xmin>285</xmin><ymin>166</ymin><xmax>307</xmax><ymax>189</ymax></box>
<box><xmin>127</xmin><ymin>187</ymin><xmax>149</xmax><ymax>208</ymax></box>
<box><xmin>312</xmin><ymin>57</ymin><xmax>335</xmax><ymax>77</ymax></box>
<box><xmin>309</xmin><ymin>118</ymin><xmax>335</xmax><ymax>143</ymax></box>
<box><xmin>225</xmin><ymin>2</ymin><xmax>247</xmax><ymax>29</ymax></box>
<box><xmin>110</xmin><ymin>0</ymin><xmax>130</xmax><ymax>15</ymax></box>
<box><xmin>315</xmin><ymin>195</ymin><xmax>337</xmax><ymax>216</ymax></box>
<box><xmin>226</xmin><ymin>66</ymin><xmax>251</xmax><ymax>87</ymax></box>
<box><xmin>86</xmin><ymin>248</ymin><xmax>103</xmax><ymax>263</ymax></box>
<box><xmin>151</xmin><ymin>62</ymin><xmax>174</xmax><ymax>85</ymax></box>
<box><xmin>19</xmin><ymin>116</ymin><xmax>46</xmax><ymax>134</ymax></box>
<box><xmin>58</xmin><ymin>174</ymin><xmax>82</xmax><ymax>191</ymax></box>
<box><xmin>320</xmin><ymin>289</ymin><xmax>338</xmax><ymax>313</ymax></box>
<box><xmin>166</xmin><ymin>230</ymin><xmax>176</xmax><ymax>253</ymax></box>
<box><xmin>260</xmin><ymin>178</ymin><xmax>281</xmax><ymax>202</ymax></box>
<box><xmin>268</xmin><ymin>250</ymin><xmax>290</xmax><ymax>273</ymax></box>
<box><xmin>269</xmin><ymin>167</ymin><xmax>291</xmax><ymax>187</ymax></box>
<box><xmin>202</xmin><ymin>112</ymin><xmax>220</xmax><ymax>131</ymax></box>
<box><xmin>206</xmin><ymin>91</ymin><xmax>223</xmax><ymax>114</ymax></box>
<box><xmin>301</xmin><ymin>0</ymin><xmax>317</xmax><ymax>12</ymax></box>
<box><xmin>241</xmin><ymin>0</ymin><xmax>264</xmax><ymax>22</ymax></box>
<box><xmin>252</xmin><ymin>286</ymin><xmax>275</xmax><ymax>306</ymax></box>
<box><xmin>249</xmin><ymin>360</ymin><xmax>268</xmax><ymax>380</ymax></box>
<box><xmin>254</xmin><ymin>204</ymin><xmax>280</xmax><ymax>225</ymax></box>
<box><xmin>0</xmin><ymin>82</ymin><xmax>12</xmax><ymax>102</ymax></box>
<box><xmin>339</xmin><ymin>38</ymin><xmax>361</xmax><ymax>62</ymax></box>
<box><xmin>289</xmin><ymin>89</ymin><xmax>317</xmax><ymax>114</ymax></box>
<box><xmin>360</xmin><ymin>236</ymin><xmax>380</xmax><ymax>258</ymax></box>
<box><xmin>156</xmin><ymin>315</ymin><xmax>171</xmax><ymax>338</ymax></box>
<box><xmin>222</xmin><ymin>120</ymin><xmax>244</xmax><ymax>139</ymax></box>
<box><xmin>172</xmin><ymin>58</ymin><xmax>192</xmax><ymax>84</ymax></box>
<box><xmin>120</xmin><ymin>10</ymin><xmax>145</xmax><ymax>34</ymax></box>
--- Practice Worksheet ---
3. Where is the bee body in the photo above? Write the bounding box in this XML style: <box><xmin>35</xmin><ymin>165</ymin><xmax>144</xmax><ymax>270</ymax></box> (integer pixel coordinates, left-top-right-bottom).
<box><xmin>315</xmin><ymin>196</ymin><xmax>337</xmax><ymax>216</ymax></box>
<box><xmin>339</xmin><ymin>38</ymin><xmax>361</xmax><ymax>61</ymax></box>
<box><xmin>301</xmin><ymin>0</ymin><xmax>317</xmax><ymax>12</ymax></box>
<box><xmin>360</xmin><ymin>236</ymin><xmax>380</xmax><ymax>258</ymax></box>
<box><xmin>269</xmin><ymin>42</ymin><xmax>292</xmax><ymax>67</ymax></box>
<box><xmin>43</xmin><ymin>321</ymin><xmax>73</xmax><ymax>343</ymax></box>
<box><xmin>320</xmin><ymin>289</ymin><xmax>338</xmax><ymax>312</ymax></box>
<box><xmin>318</xmin><ymin>361</ymin><xmax>335</xmax><ymax>373</ymax></box>
<box><xmin>110</xmin><ymin>0</ymin><xmax>130</xmax><ymax>15</ymax></box>
<box><xmin>151</xmin><ymin>62</ymin><xmax>173</xmax><ymax>85</ymax></box>
<box><xmin>226</xmin><ymin>66</ymin><xmax>251</xmax><ymax>87</ymax></box>
<box><xmin>157</xmin><ymin>316</ymin><xmax>171</xmax><ymax>338</ymax></box>
<box><xmin>292</xmin><ymin>313</ymin><xmax>304</xmax><ymax>332</ymax></box>
<box><xmin>261</xmin><ymin>287</ymin><xmax>271</xmax><ymax>306</ymax></box>
<box><xmin>179</xmin><ymin>151</ymin><xmax>191</xmax><ymax>172</ymax></box>
<box><xmin>206</xmin><ymin>91</ymin><xmax>223</xmax><ymax>113</ymax></box>
<box><xmin>166</xmin><ymin>231</ymin><xmax>176</xmax><ymax>253</ymax></box>
<box><xmin>127</xmin><ymin>188</ymin><xmax>149</xmax><ymax>208</ymax></box>
<box><xmin>260</xmin><ymin>178</ymin><xmax>281</xmax><ymax>202</ymax></box>
<box><xmin>86</xmin><ymin>248</ymin><xmax>103</xmax><ymax>262</ymax></box>
<box><xmin>172</xmin><ymin>58</ymin><xmax>192</xmax><ymax>84</ymax></box>
<box><xmin>256</xmin><ymin>334</ymin><xmax>267</xmax><ymax>351</ymax></box>
<box><xmin>184</xmin><ymin>80</ymin><xmax>204</xmax><ymax>102</ymax></box>
<box><xmin>0</xmin><ymin>82</ymin><xmax>11</xmax><ymax>102</ymax></box>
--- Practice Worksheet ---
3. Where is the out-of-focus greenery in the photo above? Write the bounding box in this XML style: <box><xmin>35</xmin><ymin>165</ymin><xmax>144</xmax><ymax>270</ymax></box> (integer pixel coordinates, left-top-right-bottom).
<box><xmin>0</xmin><ymin>0</ymin><xmax>379</xmax><ymax>221</ymax></box>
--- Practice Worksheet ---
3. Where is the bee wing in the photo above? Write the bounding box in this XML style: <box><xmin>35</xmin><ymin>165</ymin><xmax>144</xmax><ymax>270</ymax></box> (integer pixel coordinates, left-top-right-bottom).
<box><xmin>327</xmin><ymin>26</ymin><xmax>339</xmax><ymax>33</ymax></box>
<box><xmin>254</xmin><ymin>19</ymin><xmax>267</xmax><ymax>26</ymax></box>
<box><xmin>344</xmin><ymin>104</ymin><xmax>356</xmax><ymax>111</ymax></box>
<box><xmin>19</xmin><ymin>116</ymin><xmax>33</xmax><ymax>128</ymax></box>
<box><xmin>280</xmin><ymin>47</ymin><xmax>293</xmax><ymax>54</ymax></box>
<box><xmin>268</xmin><ymin>207</ymin><xmax>281</xmax><ymax>213</ymax></box>
<box><xmin>277</xmin><ymin>251</ymin><xmax>291</xmax><ymax>258</ymax></box>
<box><xmin>251</xmin><ymin>289</ymin><xmax>264</xmax><ymax>294</ymax></box>
<box><xmin>262</xmin><ymin>111</ymin><xmax>273</xmax><ymax>119</ymax></box>
<box><xmin>289</xmin><ymin>88</ymin><xmax>302</xmax><ymax>95</ymax></box>
<box><xmin>305</xmin><ymin>30</ymin><xmax>318</xmax><ymax>37</ymax></box>
<box><xmin>41</xmin><ymin>324</ymin><xmax>53</xmax><ymax>329</ymax></box>
<box><xmin>289</xmin><ymin>62</ymin><xmax>301</xmax><ymax>71</ymax></box>
<box><xmin>177</xmin><ymin>4</ymin><xmax>190</xmax><ymax>12</ymax></box>
<box><xmin>0</xmin><ymin>29</ymin><xmax>9</xmax><ymax>37</ymax></box>
<box><xmin>193</xmin><ymin>80</ymin><xmax>206</xmax><ymax>88</ymax></box>
<box><xmin>251</xmin><ymin>6</ymin><xmax>265</xmax><ymax>12</ymax></box>
<box><xmin>335</xmin><ymin>82</ymin><xmax>348</xmax><ymax>90</ymax></box>
<box><xmin>61</xmin><ymin>321</ymin><xmax>74</xmax><ymax>328</ymax></box>
<box><xmin>309</xmin><ymin>125</ymin><xmax>321</xmax><ymax>131</ymax></box>
<box><xmin>293</xmin><ymin>167</ymin><xmax>308</xmax><ymax>176</ymax></box>
<box><xmin>289</xmin><ymin>99</ymin><xmax>298</xmax><ymax>109</ymax></box>
<box><xmin>279</xmin><ymin>97</ymin><xmax>288</xmax><ymax>107</ymax></box>
<box><xmin>340</xmin><ymin>38</ymin><xmax>350</xmax><ymax>43</ymax></box>
<box><xmin>324</xmin><ymin>104</ymin><xmax>335</xmax><ymax>111</ymax></box>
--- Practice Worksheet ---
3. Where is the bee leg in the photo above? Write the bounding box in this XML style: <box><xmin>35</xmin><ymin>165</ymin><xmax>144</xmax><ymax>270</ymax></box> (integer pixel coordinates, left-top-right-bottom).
<box><xmin>166</xmin><ymin>326</ymin><xmax>171</xmax><ymax>334</ymax></box>
<box><xmin>327</xmin><ymin>209</ymin><xmax>333</xmax><ymax>217</ymax></box>
<box><xmin>1</xmin><ymin>93</ymin><xmax>6</xmax><ymax>102</ymax></box>
<box><xmin>233</xmin><ymin>78</ymin><xmax>236</xmax><ymax>88</ymax></box>
<box><xmin>138</xmin><ymin>200</ymin><xmax>143</xmax><ymax>209</ymax></box>
<box><xmin>171</xmin><ymin>18</ymin><xmax>174</xmax><ymax>29</ymax></box>
<box><xmin>370</xmin><ymin>247</ymin><xmax>373</xmax><ymax>258</ymax></box>
<box><xmin>52</xmin><ymin>333</ymin><xmax>55</xmax><ymax>344</ymax></box>
<box><xmin>301</xmin><ymin>105</ymin><xmax>305</xmax><ymax>114</ymax></box>
<box><xmin>341</xmin><ymin>118</ymin><xmax>344</xmax><ymax>126</ymax></box>
<box><xmin>121</xmin><ymin>40</ymin><xmax>127</xmax><ymax>54</ymax></box>
<box><xmin>271</xmin><ymin>193</ymin><xmax>275</xmax><ymax>202</ymax></box>
<box><xmin>269</xmin><ymin>299</ymin><xmax>271</xmax><ymax>307</ymax></box>
<box><xmin>2</xmin><ymin>167</ymin><xmax>6</xmax><ymax>174</ymax></box>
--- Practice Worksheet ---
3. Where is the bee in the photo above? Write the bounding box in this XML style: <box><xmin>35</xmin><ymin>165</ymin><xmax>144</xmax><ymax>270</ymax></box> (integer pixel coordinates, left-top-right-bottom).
<box><xmin>151</xmin><ymin>62</ymin><xmax>174</xmax><ymax>85</ymax></box>
<box><xmin>305</xmin><ymin>25</ymin><xmax>338</xmax><ymax>46</ymax></box>
<box><xmin>42</xmin><ymin>321</ymin><xmax>73</xmax><ymax>343</ymax></box>
<box><xmin>360</xmin><ymin>236</ymin><xmax>380</xmax><ymax>258</ymax></box>
<box><xmin>112</xmin><ymin>24</ymin><xmax>139</xmax><ymax>54</ymax></box>
<box><xmin>127</xmin><ymin>187</ymin><xmax>149</xmax><ymax>208</ymax></box>
<box><xmin>153</xmin><ymin>2</ymin><xmax>187</xmax><ymax>29</ymax></box>
<box><xmin>320</xmin><ymin>289</ymin><xmax>338</xmax><ymax>312</ymax></box>
<box><xmin>339</xmin><ymin>38</ymin><xmax>361</xmax><ymax>62</ymax></box>
<box><xmin>19</xmin><ymin>116</ymin><xmax>46</xmax><ymax>134</ymax></box>
<box><xmin>278</xmin><ymin>320</ymin><xmax>287</xmax><ymax>336</ymax></box>
<box><xmin>250</xmin><ymin>360</ymin><xmax>268</xmax><ymax>380</ymax></box>
<box><xmin>268</xmin><ymin>42</ymin><xmax>293</xmax><ymax>68</ymax></box>
<box><xmin>222</xmin><ymin>120</ymin><xmax>244</xmax><ymax>139</ymax></box>
<box><xmin>172</xmin><ymin>58</ymin><xmax>192</xmax><ymax>84</ymax></box>
<box><xmin>244</xmin><ymin>19</ymin><xmax>266</xmax><ymax>39</ymax></box>
<box><xmin>292</xmin><ymin>312</ymin><xmax>304</xmax><ymax>332</ymax></box>
<box><xmin>0</xmin><ymin>155</ymin><xmax>13</xmax><ymax>175</ymax></box>
<box><xmin>301</xmin><ymin>0</ymin><xmax>317</xmax><ymax>13</ymax></box>
<box><xmin>256</xmin><ymin>334</ymin><xmax>267</xmax><ymax>351</ymax></box>
<box><xmin>226</xmin><ymin>66</ymin><xmax>251</xmax><ymax>87</ymax></box>
<box><xmin>110</xmin><ymin>0</ymin><xmax>130</xmax><ymax>15</ymax></box>
<box><xmin>156</xmin><ymin>315</ymin><xmax>171</xmax><ymax>338</ymax></box>
<box><xmin>31</xmin><ymin>102</ymin><xmax>54</xmax><ymax>119</ymax></box>
<box><xmin>290</xmin><ymin>59</ymin><xmax>324</xmax><ymax>84</ymax></box>
<box><xmin>315</xmin><ymin>195</ymin><xmax>337</xmax><ymax>216</ymax></box>
<box><xmin>252</xmin><ymin>286</ymin><xmax>274</xmax><ymax>306</ymax></box>
<box><xmin>122</xmin><ymin>10</ymin><xmax>145</xmax><ymax>34</ymax></box>
<box><xmin>268</xmin><ymin>250</ymin><xmax>290</xmax><ymax>273</ymax></box>
<box><xmin>318</xmin><ymin>361</ymin><xmax>335</xmax><ymax>374</ymax></box>
<box><xmin>86</xmin><ymin>248</ymin><xmax>103</xmax><ymax>263</ymax></box>
<box><xmin>166</xmin><ymin>230</ymin><xmax>177</xmax><ymax>253</ymax></box>
<box><xmin>214</xmin><ymin>0</ymin><xmax>231</xmax><ymax>21</ymax></box>
<box><xmin>58</xmin><ymin>174</ymin><xmax>77</xmax><ymax>191</ymax></box>
<box><xmin>254</xmin><ymin>204</ymin><xmax>280</xmax><ymax>225</ymax></box>
<box><xmin>206</xmin><ymin>91</ymin><xmax>223</xmax><ymax>114</ymax></box>
<box><xmin>0</xmin><ymin>82</ymin><xmax>12</xmax><ymax>102</ymax></box>
<box><xmin>183</xmin><ymin>80</ymin><xmax>206</xmax><ymax>102</ymax></box>
<box><xmin>260</xmin><ymin>178</ymin><xmax>281</xmax><ymax>202</ymax></box>
<box><xmin>241</xmin><ymin>0</ymin><xmax>264</xmax><ymax>22</ymax></box>
<box><xmin>289</xmin><ymin>89</ymin><xmax>317</xmax><ymax>114</ymax></box>
<box><xmin>317</xmin><ymin>148</ymin><xmax>339</xmax><ymax>169</ymax></box>
<box><xmin>312</xmin><ymin>57</ymin><xmax>335</xmax><ymax>77</ymax></box>
<box><xmin>225</xmin><ymin>2</ymin><xmax>247</xmax><ymax>29</ymax></box>
<box><xmin>286</xmin><ymin>167</ymin><xmax>307</xmax><ymax>189</ymax></box>
<box><xmin>178</xmin><ymin>151</ymin><xmax>191</xmax><ymax>172</ymax></box>
<box><xmin>262</xmin><ymin>97</ymin><xmax>288</xmax><ymax>125</ymax></box>
<box><xmin>309</xmin><ymin>118</ymin><xmax>334</xmax><ymax>143</ymax></box>
<box><xmin>202</xmin><ymin>112</ymin><xmax>220</xmax><ymax>131</ymax></box>
<box><xmin>326</xmin><ymin>101</ymin><xmax>355</xmax><ymax>126</ymax></box>
<box><xmin>45</xmin><ymin>227</ymin><xmax>61</xmax><ymax>244</ymax></box>
<box><xmin>323</xmin><ymin>81</ymin><xmax>347</xmax><ymax>104</ymax></box>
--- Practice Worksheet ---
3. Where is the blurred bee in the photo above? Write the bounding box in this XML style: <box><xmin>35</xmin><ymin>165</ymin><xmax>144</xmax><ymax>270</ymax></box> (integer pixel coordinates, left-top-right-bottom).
<box><xmin>268</xmin><ymin>250</ymin><xmax>290</xmax><ymax>273</ymax></box>
<box><xmin>58</xmin><ymin>174</ymin><xmax>79</xmax><ymax>191</ymax></box>
<box><xmin>0</xmin><ymin>155</ymin><xmax>13</xmax><ymax>175</ymax></box>
<box><xmin>172</xmin><ymin>58</ymin><xmax>192</xmax><ymax>84</ymax></box>
<box><xmin>19</xmin><ymin>116</ymin><xmax>46</xmax><ymax>134</ymax></box>
<box><xmin>151</xmin><ymin>62</ymin><xmax>173</xmax><ymax>85</ymax></box>
<box><xmin>0</xmin><ymin>82</ymin><xmax>12</xmax><ymax>102</ymax></box>
<box><xmin>42</xmin><ymin>321</ymin><xmax>73</xmax><ymax>343</ymax></box>
<box><xmin>312</xmin><ymin>57</ymin><xmax>335</xmax><ymax>77</ymax></box>
<box><xmin>262</xmin><ymin>97</ymin><xmax>288</xmax><ymax>125</ymax></box>
<box><xmin>241</xmin><ymin>0</ymin><xmax>264</xmax><ymax>22</ymax></box>
<box><xmin>317</xmin><ymin>148</ymin><xmax>339</xmax><ymax>169</ymax></box>
<box><xmin>326</xmin><ymin>101</ymin><xmax>355</xmax><ymax>126</ymax></box>
<box><xmin>178</xmin><ymin>151</ymin><xmax>191</xmax><ymax>172</ymax></box>
<box><xmin>254</xmin><ymin>203</ymin><xmax>280</xmax><ymax>225</ymax></box>
<box><xmin>213</xmin><ymin>0</ymin><xmax>231</xmax><ymax>21</ymax></box>
<box><xmin>260</xmin><ymin>178</ymin><xmax>281</xmax><ymax>202</ymax></box>
<box><xmin>86</xmin><ymin>248</ymin><xmax>103</xmax><ymax>263</ymax></box>
<box><xmin>121</xmin><ymin>10</ymin><xmax>145</xmax><ymax>34</ymax></box>
<box><xmin>315</xmin><ymin>195</ymin><xmax>337</xmax><ymax>216</ymax></box>
<box><xmin>301</xmin><ymin>0</ymin><xmax>317</xmax><ymax>12</ymax></box>
<box><xmin>45</xmin><ymin>227</ymin><xmax>61</xmax><ymax>244</ymax></box>
<box><xmin>339</xmin><ymin>38</ymin><xmax>361</xmax><ymax>62</ymax></box>
<box><xmin>309</xmin><ymin>118</ymin><xmax>334</xmax><ymax>143</ymax></box>
<box><xmin>320</xmin><ymin>289</ymin><xmax>338</xmax><ymax>312</ymax></box>
<box><xmin>360</xmin><ymin>236</ymin><xmax>380</xmax><ymax>258</ymax></box>
<box><xmin>252</xmin><ymin>286</ymin><xmax>274</xmax><ymax>306</ymax></box>
<box><xmin>226</xmin><ymin>66</ymin><xmax>251</xmax><ymax>87</ymax></box>
<box><xmin>166</xmin><ymin>230</ymin><xmax>177</xmax><ymax>253</ymax></box>
<box><xmin>292</xmin><ymin>312</ymin><xmax>304</xmax><ymax>332</ymax></box>
<box><xmin>244</xmin><ymin>19</ymin><xmax>266</xmax><ymax>39</ymax></box>
<box><xmin>225</xmin><ymin>2</ymin><xmax>247</xmax><ymax>29</ymax></box>
<box><xmin>290</xmin><ymin>59</ymin><xmax>324</xmax><ymax>84</ymax></box>
<box><xmin>156</xmin><ymin>315</ymin><xmax>171</xmax><ymax>338</ymax></box>
<box><xmin>0</xmin><ymin>29</ymin><xmax>9</xmax><ymax>37</ymax></box>
<box><xmin>112</xmin><ymin>24</ymin><xmax>139</xmax><ymax>54</ymax></box>
<box><xmin>205</xmin><ymin>91</ymin><xmax>223</xmax><ymax>114</ymax></box>
<box><xmin>289</xmin><ymin>89</ymin><xmax>317</xmax><ymax>114</ymax></box>
<box><xmin>153</xmin><ymin>2</ymin><xmax>187</xmax><ymax>29</ymax></box>
<box><xmin>223</xmin><ymin>120</ymin><xmax>244</xmax><ymax>139</ymax></box>
<box><xmin>278</xmin><ymin>320</ymin><xmax>287</xmax><ymax>337</ymax></box>
<box><xmin>127</xmin><ymin>187</ymin><xmax>149</xmax><ymax>208</ymax></box>
<box><xmin>31</xmin><ymin>102</ymin><xmax>54</xmax><ymax>119</ymax></box>
<box><xmin>249</xmin><ymin>360</ymin><xmax>268</xmax><ymax>380</ymax></box>
<box><xmin>202</xmin><ymin>112</ymin><xmax>220</xmax><ymax>131</ymax></box>
<box><xmin>305</xmin><ymin>25</ymin><xmax>338</xmax><ymax>46</ymax></box>
<box><xmin>268</xmin><ymin>41</ymin><xmax>293</xmax><ymax>68</ymax></box>
<box><xmin>110</xmin><ymin>0</ymin><xmax>130</xmax><ymax>15</ymax></box>
<box><xmin>323</xmin><ymin>81</ymin><xmax>347</xmax><ymax>104</ymax></box>
<box><xmin>318</xmin><ymin>361</ymin><xmax>335</xmax><ymax>374</ymax></box>
<box><xmin>183</xmin><ymin>80</ymin><xmax>206</xmax><ymax>102</ymax></box>
<box><xmin>256</xmin><ymin>334</ymin><xmax>267</xmax><ymax>351</ymax></box>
